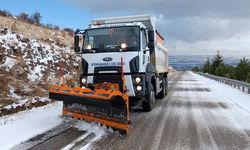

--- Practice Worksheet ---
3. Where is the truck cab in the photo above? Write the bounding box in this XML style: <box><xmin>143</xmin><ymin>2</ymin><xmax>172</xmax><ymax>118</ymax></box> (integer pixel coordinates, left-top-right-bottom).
<box><xmin>74</xmin><ymin>15</ymin><xmax>169</xmax><ymax>111</ymax></box>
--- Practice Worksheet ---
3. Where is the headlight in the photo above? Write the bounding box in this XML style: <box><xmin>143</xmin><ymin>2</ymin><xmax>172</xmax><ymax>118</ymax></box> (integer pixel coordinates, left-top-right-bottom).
<box><xmin>136</xmin><ymin>85</ymin><xmax>142</xmax><ymax>91</ymax></box>
<box><xmin>121</xmin><ymin>43</ymin><xmax>128</xmax><ymax>49</ymax></box>
<box><xmin>81</xmin><ymin>78</ymin><xmax>87</xmax><ymax>83</ymax></box>
<box><xmin>86</xmin><ymin>45</ymin><xmax>92</xmax><ymax>50</ymax></box>
<box><xmin>135</xmin><ymin>77</ymin><xmax>141</xmax><ymax>83</ymax></box>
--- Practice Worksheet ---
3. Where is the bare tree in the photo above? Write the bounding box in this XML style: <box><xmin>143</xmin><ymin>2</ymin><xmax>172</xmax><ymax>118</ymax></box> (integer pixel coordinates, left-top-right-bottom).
<box><xmin>30</xmin><ymin>11</ymin><xmax>42</xmax><ymax>25</ymax></box>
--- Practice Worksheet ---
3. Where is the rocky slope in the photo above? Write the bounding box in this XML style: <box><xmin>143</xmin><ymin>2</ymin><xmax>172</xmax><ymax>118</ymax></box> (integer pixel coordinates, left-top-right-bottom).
<box><xmin>0</xmin><ymin>16</ymin><xmax>80</xmax><ymax>116</ymax></box>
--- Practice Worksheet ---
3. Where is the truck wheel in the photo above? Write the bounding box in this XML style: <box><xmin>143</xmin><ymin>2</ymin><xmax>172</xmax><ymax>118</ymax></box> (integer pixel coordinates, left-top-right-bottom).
<box><xmin>156</xmin><ymin>78</ymin><xmax>166</xmax><ymax>99</ymax></box>
<box><xmin>142</xmin><ymin>83</ymin><xmax>155</xmax><ymax>112</ymax></box>
<box><xmin>165</xmin><ymin>77</ymin><xmax>168</xmax><ymax>95</ymax></box>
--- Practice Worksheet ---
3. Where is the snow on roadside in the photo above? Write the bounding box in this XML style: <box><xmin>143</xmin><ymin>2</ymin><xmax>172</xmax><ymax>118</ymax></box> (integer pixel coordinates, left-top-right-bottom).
<box><xmin>192</xmin><ymin>71</ymin><xmax>250</xmax><ymax>130</ymax></box>
<box><xmin>193</xmin><ymin>72</ymin><xmax>250</xmax><ymax>112</ymax></box>
<box><xmin>0</xmin><ymin>102</ymin><xmax>63</xmax><ymax>150</ymax></box>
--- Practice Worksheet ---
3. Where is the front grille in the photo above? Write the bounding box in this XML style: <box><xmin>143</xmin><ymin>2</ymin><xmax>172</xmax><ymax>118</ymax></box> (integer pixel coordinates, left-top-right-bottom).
<box><xmin>93</xmin><ymin>67</ymin><xmax>123</xmax><ymax>92</ymax></box>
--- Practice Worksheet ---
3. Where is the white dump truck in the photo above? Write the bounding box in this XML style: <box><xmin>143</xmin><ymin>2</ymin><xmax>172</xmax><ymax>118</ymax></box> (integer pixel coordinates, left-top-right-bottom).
<box><xmin>74</xmin><ymin>14</ymin><xmax>169</xmax><ymax>111</ymax></box>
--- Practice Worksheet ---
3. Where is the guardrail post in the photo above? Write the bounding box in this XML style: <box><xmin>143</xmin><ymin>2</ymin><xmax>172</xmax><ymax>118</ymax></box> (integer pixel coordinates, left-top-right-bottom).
<box><xmin>242</xmin><ymin>87</ymin><xmax>245</xmax><ymax>92</ymax></box>
<box><xmin>248</xmin><ymin>88</ymin><xmax>250</xmax><ymax>94</ymax></box>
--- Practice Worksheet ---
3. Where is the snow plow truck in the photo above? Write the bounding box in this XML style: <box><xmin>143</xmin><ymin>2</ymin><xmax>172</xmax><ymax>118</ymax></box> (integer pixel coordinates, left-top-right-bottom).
<box><xmin>49</xmin><ymin>14</ymin><xmax>169</xmax><ymax>134</ymax></box>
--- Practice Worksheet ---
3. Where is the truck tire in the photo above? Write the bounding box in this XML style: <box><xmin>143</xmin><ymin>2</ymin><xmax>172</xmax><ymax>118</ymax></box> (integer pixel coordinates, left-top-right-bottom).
<box><xmin>156</xmin><ymin>78</ymin><xmax>166</xmax><ymax>99</ymax></box>
<box><xmin>165</xmin><ymin>77</ymin><xmax>168</xmax><ymax>95</ymax></box>
<box><xmin>142</xmin><ymin>83</ymin><xmax>155</xmax><ymax>112</ymax></box>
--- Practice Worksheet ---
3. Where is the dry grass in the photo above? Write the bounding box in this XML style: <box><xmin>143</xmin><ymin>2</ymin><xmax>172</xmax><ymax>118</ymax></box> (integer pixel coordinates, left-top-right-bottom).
<box><xmin>0</xmin><ymin>74</ymin><xmax>10</xmax><ymax>97</ymax></box>
<box><xmin>0</xmin><ymin>16</ymin><xmax>73</xmax><ymax>47</ymax></box>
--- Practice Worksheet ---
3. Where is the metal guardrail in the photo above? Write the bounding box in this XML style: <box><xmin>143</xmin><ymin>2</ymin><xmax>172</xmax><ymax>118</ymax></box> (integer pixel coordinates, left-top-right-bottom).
<box><xmin>197</xmin><ymin>72</ymin><xmax>250</xmax><ymax>94</ymax></box>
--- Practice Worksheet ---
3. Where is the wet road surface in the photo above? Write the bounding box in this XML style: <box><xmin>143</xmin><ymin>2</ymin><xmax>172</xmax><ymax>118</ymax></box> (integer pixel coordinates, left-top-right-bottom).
<box><xmin>13</xmin><ymin>72</ymin><xmax>250</xmax><ymax>150</ymax></box>
<box><xmin>93</xmin><ymin>72</ymin><xmax>250</xmax><ymax>150</ymax></box>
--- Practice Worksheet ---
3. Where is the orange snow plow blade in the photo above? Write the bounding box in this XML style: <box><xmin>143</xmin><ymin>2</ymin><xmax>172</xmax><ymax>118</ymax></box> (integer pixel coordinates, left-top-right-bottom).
<box><xmin>49</xmin><ymin>82</ymin><xmax>130</xmax><ymax>134</ymax></box>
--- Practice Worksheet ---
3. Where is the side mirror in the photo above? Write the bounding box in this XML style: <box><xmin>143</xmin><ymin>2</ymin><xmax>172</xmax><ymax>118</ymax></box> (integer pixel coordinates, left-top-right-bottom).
<box><xmin>148</xmin><ymin>42</ymin><xmax>155</xmax><ymax>49</ymax></box>
<box><xmin>148</xmin><ymin>30</ymin><xmax>155</xmax><ymax>42</ymax></box>
<box><xmin>74</xmin><ymin>35</ymin><xmax>80</xmax><ymax>53</ymax></box>
<box><xmin>143</xmin><ymin>49</ymin><xmax>149</xmax><ymax>54</ymax></box>
<box><xmin>147</xmin><ymin>30</ymin><xmax>155</xmax><ymax>55</ymax></box>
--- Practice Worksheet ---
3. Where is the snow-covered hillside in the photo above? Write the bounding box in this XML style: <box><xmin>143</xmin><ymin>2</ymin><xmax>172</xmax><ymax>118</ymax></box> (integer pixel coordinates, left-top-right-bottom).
<box><xmin>0</xmin><ymin>27</ymin><xmax>80</xmax><ymax>116</ymax></box>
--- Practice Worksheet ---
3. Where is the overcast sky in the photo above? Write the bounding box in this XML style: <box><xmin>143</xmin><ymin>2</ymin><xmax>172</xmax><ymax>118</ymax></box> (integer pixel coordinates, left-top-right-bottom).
<box><xmin>63</xmin><ymin>0</ymin><xmax>250</xmax><ymax>57</ymax></box>
<box><xmin>2</xmin><ymin>0</ymin><xmax>250</xmax><ymax>57</ymax></box>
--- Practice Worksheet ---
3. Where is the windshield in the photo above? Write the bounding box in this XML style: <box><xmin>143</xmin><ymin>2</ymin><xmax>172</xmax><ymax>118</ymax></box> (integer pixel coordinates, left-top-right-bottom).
<box><xmin>83</xmin><ymin>26</ymin><xmax>140</xmax><ymax>53</ymax></box>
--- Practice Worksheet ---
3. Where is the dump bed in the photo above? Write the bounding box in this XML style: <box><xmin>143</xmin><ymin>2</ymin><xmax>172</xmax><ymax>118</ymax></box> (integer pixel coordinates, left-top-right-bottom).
<box><xmin>155</xmin><ymin>31</ymin><xmax>169</xmax><ymax>73</ymax></box>
<box><xmin>155</xmin><ymin>43</ymin><xmax>168</xmax><ymax>73</ymax></box>
<box><xmin>91</xmin><ymin>14</ymin><xmax>155</xmax><ymax>30</ymax></box>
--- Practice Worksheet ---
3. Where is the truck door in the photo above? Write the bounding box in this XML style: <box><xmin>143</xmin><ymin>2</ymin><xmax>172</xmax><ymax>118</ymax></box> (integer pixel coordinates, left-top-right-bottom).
<box><xmin>140</xmin><ymin>29</ymin><xmax>150</xmax><ymax>71</ymax></box>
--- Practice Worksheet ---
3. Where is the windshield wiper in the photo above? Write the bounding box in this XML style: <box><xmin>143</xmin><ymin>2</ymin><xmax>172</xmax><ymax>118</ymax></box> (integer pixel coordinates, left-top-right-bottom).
<box><xmin>82</xmin><ymin>48</ymin><xmax>99</xmax><ymax>53</ymax></box>
<box><xmin>125</xmin><ymin>47</ymin><xmax>138</xmax><ymax>51</ymax></box>
<box><xmin>82</xmin><ymin>47</ymin><xmax>138</xmax><ymax>53</ymax></box>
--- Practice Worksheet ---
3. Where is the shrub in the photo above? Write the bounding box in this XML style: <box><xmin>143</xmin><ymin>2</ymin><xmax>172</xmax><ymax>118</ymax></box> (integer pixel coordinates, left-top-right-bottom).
<box><xmin>235</xmin><ymin>57</ymin><xmax>250</xmax><ymax>81</ymax></box>
<box><xmin>63</xmin><ymin>28</ymin><xmax>74</xmax><ymax>33</ymax></box>
<box><xmin>17</xmin><ymin>12</ymin><xmax>29</xmax><ymax>21</ymax></box>
<box><xmin>63</xmin><ymin>28</ymin><xmax>74</xmax><ymax>36</ymax></box>
<box><xmin>192</xmin><ymin>66</ymin><xmax>200</xmax><ymax>72</ymax></box>
<box><xmin>215</xmin><ymin>64</ymin><xmax>227</xmax><ymax>77</ymax></box>
<box><xmin>45</xmin><ymin>24</ymin><xmax>53</xmax><ymax>29</ymax></box>
<box><xmin>210</xmin><ymin>51</ymin><xmax>223</xmax><ymax>74</ymax></box>
<box><xmin>53</xmin><ymin>25</ymin><xmax>60</xmax><ymax>30</ymax></box>
<box><xmin>0</xmin><ymin>10</ymin><xmax>12</xmax><ymax>17</ymax></box>
<box><xmin>247</xmin><ymin>72</ymin><xmax>250</xmax><ymax>83</ymax></box>
<box><xmin>203</xmin><ymin>57</ymin><xmax>211</xmax><ymax>73</ymax></box>
<box><xmin>199</xmin><ymin>52</ymin><xmax>250</xmax><ymax>83</ymax></box>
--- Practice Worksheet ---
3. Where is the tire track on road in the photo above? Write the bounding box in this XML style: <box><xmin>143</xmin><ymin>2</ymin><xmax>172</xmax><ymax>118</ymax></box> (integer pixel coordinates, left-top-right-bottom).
<box><xmin>92</xmin><ymin>72</ymin><xmax>183</xmax><ymax>150</ymax></box>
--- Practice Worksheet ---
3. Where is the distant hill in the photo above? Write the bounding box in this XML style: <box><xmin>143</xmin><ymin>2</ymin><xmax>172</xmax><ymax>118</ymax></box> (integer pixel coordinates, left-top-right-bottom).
<box><xmin>169</xmin><ymin>55</ymin><xmax>248</xmax><ymax>71</ymax></box>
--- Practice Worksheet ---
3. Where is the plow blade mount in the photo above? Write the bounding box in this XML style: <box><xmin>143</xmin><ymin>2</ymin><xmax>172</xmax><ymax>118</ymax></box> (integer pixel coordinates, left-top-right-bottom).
<box><xmin>49</xmin><ymin>83</ymin><xmax>130</xmax><ymax>134</ymax></box>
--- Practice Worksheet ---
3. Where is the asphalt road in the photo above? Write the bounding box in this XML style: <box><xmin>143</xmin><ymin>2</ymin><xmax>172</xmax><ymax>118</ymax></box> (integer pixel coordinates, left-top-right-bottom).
<box><xmin>14</xmin><ymin>71</ymin><xmax>250</xmax><ymax>150</ymax></box>
<box><xmin>93</xmin><ymin>71</ymin><xmax>250</xmax><ymax>150</ymax></box>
